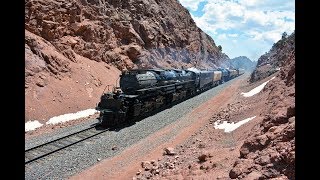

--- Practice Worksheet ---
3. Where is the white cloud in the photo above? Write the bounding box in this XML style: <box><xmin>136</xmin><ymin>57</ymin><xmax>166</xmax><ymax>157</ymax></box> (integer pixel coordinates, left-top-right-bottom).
<box><xmin>229</xmin><ymin>34</ymin><xmax>239</xmax><ymax>38</ymax></box>
<box><xmin>240</xmin><ymin>0</ymin><xmax>259</xmax><ymax>7</ymax></box>
<box><xmin>239</xmin><ymin>0</ymin><xmax>294</xmax><ymax>11</ymax></box>
<box><xmin>201</xmin><ymin>0</ymin><xmax>245</xmax><ymax>22</ymax></box>
<box><xmin>217</xmin><ymin>34</ymin><xmax>227</xmax><ymax>40</ymax></box>
<box><xmin>187</xmin><ymin>0</ymin><xmax>295</xmax><ymax>60</ymax></box>
<box><xmin>178</xmin><ymin>0</ymin><xmax>207</xmax><ymax>11</ymax></box>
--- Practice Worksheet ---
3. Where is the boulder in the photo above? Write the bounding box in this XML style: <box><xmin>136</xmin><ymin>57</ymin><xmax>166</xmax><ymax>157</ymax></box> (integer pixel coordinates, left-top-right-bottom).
<box><xmin>164</xmin><ymin>147</ymin><xmax>176</xmax><ymax>155</ymax></box>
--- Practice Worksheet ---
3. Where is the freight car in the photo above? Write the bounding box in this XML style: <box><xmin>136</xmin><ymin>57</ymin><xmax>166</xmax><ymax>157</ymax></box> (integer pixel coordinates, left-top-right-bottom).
<box><xmin>96</xmin><ymin>67</ymin><xmax>244</xmax><ymax>127</ymax></box>
<box><xmin>217</xmin><ymin>68</ymin><xmax>229</xmax><ymax>83</ymax></box>
<box><xmin>228</xmin><ymin>69</ymin><xmax>238</xmax><ymax>79</ymax></box>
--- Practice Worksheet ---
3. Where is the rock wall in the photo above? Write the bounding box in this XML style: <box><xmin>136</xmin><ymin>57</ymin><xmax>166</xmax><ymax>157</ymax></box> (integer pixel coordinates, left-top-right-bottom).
<box><xmin>250</xmin><ymin>32</ymin><xmax>295</xmax><ymax>82</ymax></box>
<box><xmin>230</xmin><ymin>33</ymin><xmax>295</xmax><ymax>179</ymax></box>
<box><xmin>25</xmin><ymin>0</ymin><xmax>228</xmax><ymax>71</ymax></box>
<box><xmin>25</xmin><ymin>0</ymin><xmax>229</xmax><ymax>121</ymax></box>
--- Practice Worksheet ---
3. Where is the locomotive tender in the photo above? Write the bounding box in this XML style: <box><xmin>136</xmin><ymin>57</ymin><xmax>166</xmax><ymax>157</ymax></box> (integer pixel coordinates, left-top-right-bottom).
<box><xmin>96</xmin><ymin>68</ymin><xmax>245</xmax><ymax>127</ymax></box>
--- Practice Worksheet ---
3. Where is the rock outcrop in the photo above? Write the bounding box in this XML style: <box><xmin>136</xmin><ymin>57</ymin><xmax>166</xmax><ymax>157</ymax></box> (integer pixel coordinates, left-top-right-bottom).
<box><xmin>250</xmin><ymin>32</ymin><xmax>295</xmax><ymax>82</ymax></box>
<box><xmin>25</xmin><ymin>0</ymin><xmax>229</xmax><ymax>72</ymax></box>
<box><xmin>230</xmin><ymin>32</ymin><xmax>295</xmax><ymax>179</ymax></box>
<box><xmin>25</xmin><ymin>0</ymin><xmax>229</xmax><ymax>121</ymax></box>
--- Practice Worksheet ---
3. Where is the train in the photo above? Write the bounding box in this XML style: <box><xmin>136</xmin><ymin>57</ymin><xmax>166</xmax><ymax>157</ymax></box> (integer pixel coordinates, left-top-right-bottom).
<box><xmin>96</xmin><ymin>67</ymin><xmax>245</xmax><ymax>127</ymax></box>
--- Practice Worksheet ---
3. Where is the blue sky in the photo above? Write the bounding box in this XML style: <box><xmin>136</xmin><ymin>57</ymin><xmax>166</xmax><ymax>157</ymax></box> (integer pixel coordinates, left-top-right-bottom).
<box><xmin>178</xmin><ymin>0</ymin><xmax>295</xmax><ymax>61</ymax></box>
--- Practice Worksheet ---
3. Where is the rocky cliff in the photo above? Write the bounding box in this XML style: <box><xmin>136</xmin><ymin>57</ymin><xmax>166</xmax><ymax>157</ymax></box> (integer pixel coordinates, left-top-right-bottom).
<box><xmin>230</xmin><ymin>31</ymin><xmax>295</xmax><ymax>179</ymax></box>
<box><xmin>250</xmin><ymin>32</ymin><xmax>295</xmax><ymax>82</ymax></box>
<box><xmin>25</xmin><ymin>0</ymin><xmax>229</xmax><ymax>122</ymax></box>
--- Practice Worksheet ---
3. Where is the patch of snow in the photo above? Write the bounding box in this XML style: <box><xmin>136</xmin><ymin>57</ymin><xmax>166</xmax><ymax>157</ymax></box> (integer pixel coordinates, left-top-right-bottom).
<box><xmin>241</xmin><ymin>77</ymin><xmax>275</xmax><ymax>97</ymax></box>
<box><xmin>46</xmin><ymin>109</ymin><xmax>98</xmax><ymax>125</ymax></box>
<box><xmin>25</xmin><ymin>120</ymin><xmax>43</xmax><ymax>132</ymax></box>
<box><xmin>214</xmin><ymin>116</ymin><xmax>256</xmax><ymax>133</ymax></box>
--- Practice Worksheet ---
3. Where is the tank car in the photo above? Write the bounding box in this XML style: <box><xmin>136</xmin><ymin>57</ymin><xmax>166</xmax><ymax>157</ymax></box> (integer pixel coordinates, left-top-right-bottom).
<box><xmin>228</xmin><ymin>69</ymin><xmax>238</xmax><ymax>79</ymax></box>
<box><xmin>212</xmin><ymin>70</ymin><xmax>222</xmax><ymax>86</ymax></box>
<box><xmin>187</xmin><ymin>68</ymin><xmax>214</xmax><ymax>91</ymax></box>
<box><xmin>217</xmin><ymin>68</ymin><xmax>229</xmax><ymax>83</ymax></box>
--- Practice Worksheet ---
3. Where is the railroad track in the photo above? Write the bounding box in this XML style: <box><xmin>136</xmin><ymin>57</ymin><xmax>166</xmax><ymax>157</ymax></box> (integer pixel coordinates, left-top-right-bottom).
<box><xmin>25</xmin><ymin>125</ymin><xmax>109</xmax><ymax>165</ymax></box>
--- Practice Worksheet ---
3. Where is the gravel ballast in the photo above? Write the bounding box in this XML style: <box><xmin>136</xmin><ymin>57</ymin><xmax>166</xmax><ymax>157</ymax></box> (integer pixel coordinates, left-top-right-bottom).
<box><xmin>25</xmin><ymin>76</ymin><xmax>244</xmax><ymax>179</ymax></box>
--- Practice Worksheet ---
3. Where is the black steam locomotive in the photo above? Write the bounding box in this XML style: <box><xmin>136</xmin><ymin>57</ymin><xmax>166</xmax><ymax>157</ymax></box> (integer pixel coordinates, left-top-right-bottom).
<box><xmin>96</xmin><ymin>68</ymin><xmax>245</xmax><ymax>127</ymax></box>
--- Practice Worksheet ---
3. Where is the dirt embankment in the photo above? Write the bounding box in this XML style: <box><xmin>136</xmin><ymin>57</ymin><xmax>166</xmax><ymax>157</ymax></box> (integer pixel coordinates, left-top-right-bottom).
<box><xmin>25</xmin><ymin>0</ymin><xmax>229</xmax><ymax>122</ymax></box>
<box><xmin>229</xmin><ymin>31</ymin><xmax>295</xmax><ymax>179</ymax></box>
<box><xmin>230</xmin><ymin>47</ymin><xmax>295</xmax><ymax>180</ymax></box>
<box><xmin>25</xmin><ymin>29</ymin><xmax>121</xmax><ymax>122</ymax></box>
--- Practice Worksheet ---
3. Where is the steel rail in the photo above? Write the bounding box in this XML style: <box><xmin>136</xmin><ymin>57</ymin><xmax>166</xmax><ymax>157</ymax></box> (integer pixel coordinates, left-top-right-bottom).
<box><xmin>25</xmin><ymin>125</ymin><xmax>109</xmax><ymax>164</ymax></box>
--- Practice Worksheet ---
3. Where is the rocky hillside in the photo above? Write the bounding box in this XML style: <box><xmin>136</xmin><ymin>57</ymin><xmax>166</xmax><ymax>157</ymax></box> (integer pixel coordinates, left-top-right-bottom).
<box><xmin>230</xmin><ymin>32</ymin><xmax>295</xmax><ymax>179</ymax></box>
<box><xmin>25</xmin><ymin>0</ymin><xmax>229</xmax><ymax>122</ymax></box>
<box><xmin>228</xmin><ymin>56</ymin><xmax>256</xmax><ymax>72</ymax></box>
<box><xmin>250</xmin><ymin>32</ymin><xmax>295</xmax><ymax>82</ymax></box>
